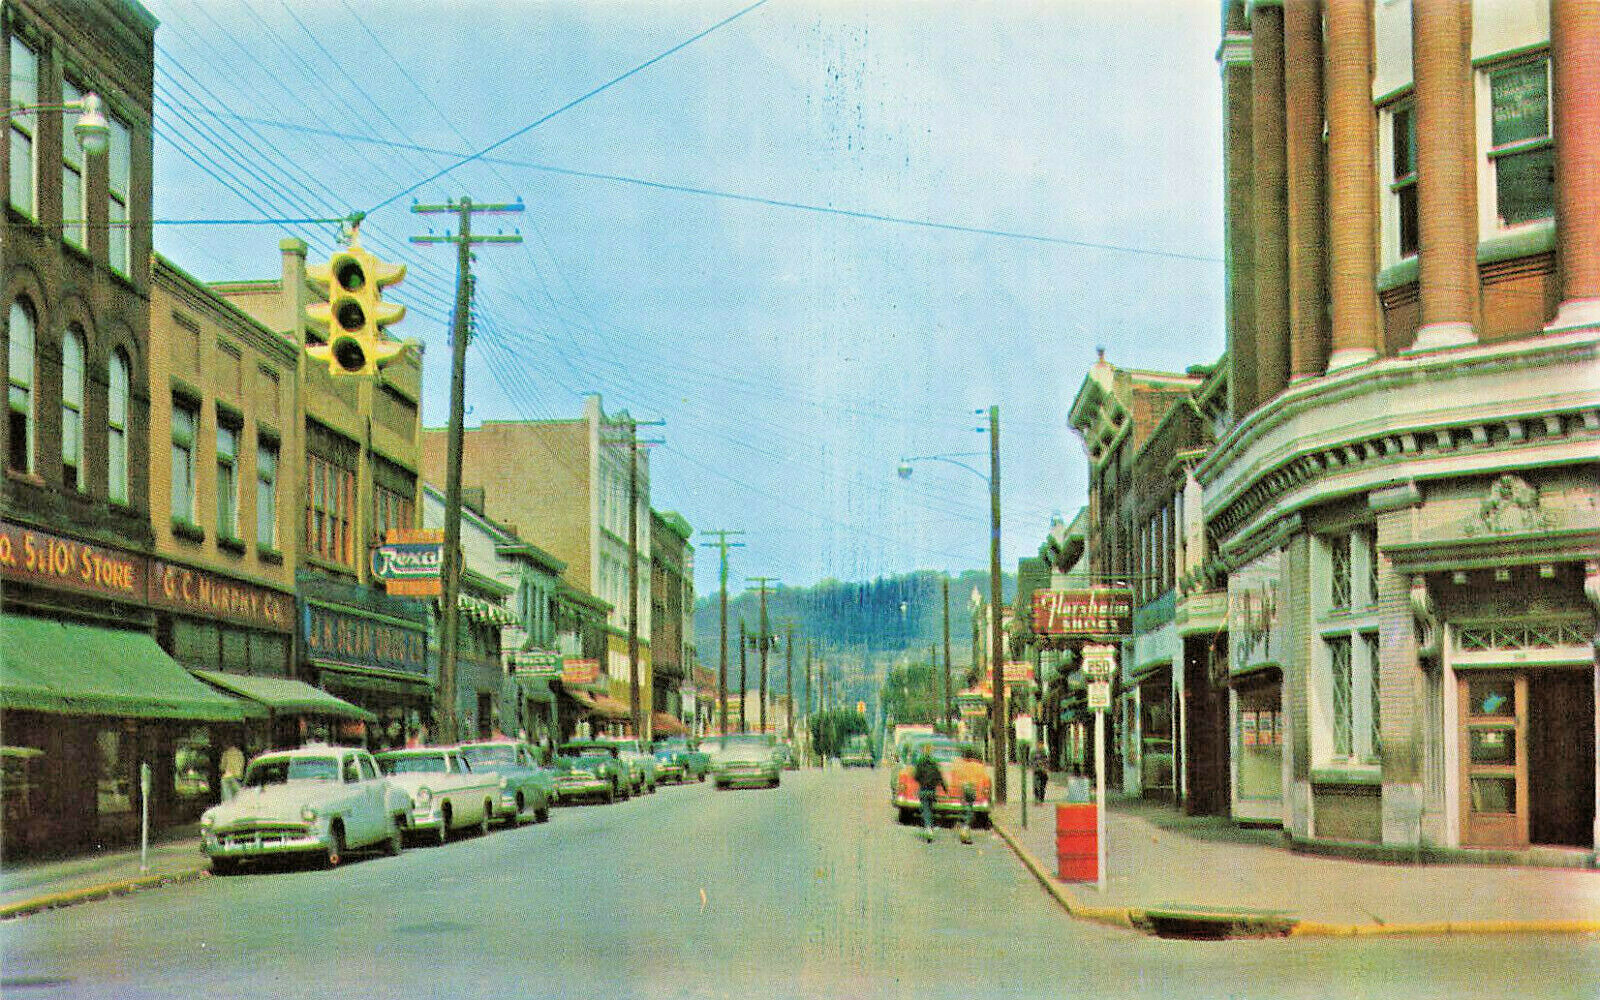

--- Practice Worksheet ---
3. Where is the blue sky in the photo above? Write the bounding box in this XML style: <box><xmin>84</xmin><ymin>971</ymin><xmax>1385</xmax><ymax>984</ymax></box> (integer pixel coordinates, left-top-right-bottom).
<box><xmin>145</xmin><ymin>0</ymin><xmax>1226</xmax><ymax>597</ymax></box>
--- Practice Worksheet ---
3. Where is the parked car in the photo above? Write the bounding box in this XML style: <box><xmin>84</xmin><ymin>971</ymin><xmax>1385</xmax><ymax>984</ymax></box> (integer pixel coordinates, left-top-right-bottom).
<box><xmin>840</xmin><ymin>735</ymin><xmax>875</xmax><ymax>768</ymax></box>
<box><xmin>200</xmin><ymin>744</ymin><xmax>408</xmax><ymax>873</ymax></box>
<box><xmin>602</xmin><ymin>740</ymin><xmax>657</xmax><ymax>793</ymax></box>
<box><xmin>649</xmin><ymin>742</ymin><xmax>687</xmax><ymax>783</ymax></box>
<box><xmin>653</xmin><ymin>738</ymin><xmax>709</xmax><ymax>782</ymax></box>
<box><xmin>552</xmin><ymin>741</ymin><xmax>628</xmax><ymax>803</ymax></box>
<box><xmin>374</xmin><ymin>747</ymin><xmax>499</xmax><ymax>845</ymax></box>
<box><xmin>707</xmin><ymin>733</ymin><xmax>781</xmax><ymax>789</ymax></box>
<box><xmin>890</xmin><ymin>738</ymin><xmax>991</xmax><ymax>827</ymax></box>
<box><xmin>457</xmin><ymin>739</ymin><xmax>554</xmax><ymax>825</ymax></box>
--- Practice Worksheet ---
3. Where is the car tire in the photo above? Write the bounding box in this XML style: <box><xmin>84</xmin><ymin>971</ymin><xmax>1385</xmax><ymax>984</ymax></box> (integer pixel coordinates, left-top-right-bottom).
<box><xmin>477</xmin><ymin>805</ymin><xmax>491</xmax><ymax>837</ymax></box>
<box><xmin>325</xmin><ymin>825</ymin><xmax>345</xmax><ymax>869</ymax></box>
<box><xmin>210</xmin><ymin>857</ymin><xmax>240</xmax><ymax>876</ymax></box>
<box><xmin>384</xmin><ymin>819</ymin><xmax>403</xmax><ymax>857</ymax></box>
<box><xmin>534</xmin><ymin>801</ymin><xmax>550</xmax><ymax>823</ymax></box>
<box><xmin>897</xmin><ymin>807</ymin><xmax>916</xmax><ymax>825</ymax></box>
<box><xmin>507</xmin><ymin>792</ymin><xmax>525</xmax><ymax>827</ymax></box>
<box><xmin>436</xmin><ymin>806</ymin><xmax>451</xmax><ymax>845</ymax></box>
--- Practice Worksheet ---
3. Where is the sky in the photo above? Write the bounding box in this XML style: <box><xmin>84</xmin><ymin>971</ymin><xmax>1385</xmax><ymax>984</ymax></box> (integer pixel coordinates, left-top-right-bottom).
<box><xmin>143</xmin><ymin>0</ymin><xmax>1227</xmax><ymax>599</ymax></box>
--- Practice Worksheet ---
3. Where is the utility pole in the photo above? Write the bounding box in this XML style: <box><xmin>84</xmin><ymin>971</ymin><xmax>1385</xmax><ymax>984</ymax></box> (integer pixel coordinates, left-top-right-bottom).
<box><xmin>747</xmin><ymin>576</ymin><xmax>779</xmax><ymax>733</ymax></box>
<box><xmin>784</xmin><ymin>622</ymin><xmax>796</xmax><ymax>742</ymax></box>
<box><xmin>986</xmin><ymin>404</ymin><xmax>1006</xmax><ymax>805</ymax></box>
<box><xmin>943</xmin><ymin>575</ymin><xmax>953</xmax><ymax>733</ymax></box>
<box><xmin>601</xmin><ymin>416</ymin><xmax>663</xmax><ymax>743</ymax></box>
<box><xmin>738</xmin><ymin>619</ymin><xmax>748</xmax><ymax>731</ymax></box>
<box><xmin>411</xmin><ymin>196</ymin><xmax>522</xmax><ymax>744</ymax></box>
<box><xmin>698</xmin><ymin>530</ymin><xmax>745</xmax><ymax>736</ymax></box>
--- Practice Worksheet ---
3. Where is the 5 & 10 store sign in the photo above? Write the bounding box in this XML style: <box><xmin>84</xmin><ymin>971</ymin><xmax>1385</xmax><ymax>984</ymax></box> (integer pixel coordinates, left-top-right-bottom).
<box><xmin>0</xmin><ymin>521</ymin><xmax>142</xmax><ymax>598</ymax></box>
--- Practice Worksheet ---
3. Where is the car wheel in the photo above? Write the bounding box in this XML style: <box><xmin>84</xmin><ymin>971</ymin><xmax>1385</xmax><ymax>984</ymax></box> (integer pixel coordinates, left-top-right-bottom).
<box><xmin>477</xmin><ymin>804</ymin><xmax>491</xmax><ymax>837</ymax></box>
<box><xmin>534</xmin><ymin>800</ymin><xmax>550</xmax><ymax>824</ymax></box>
<box><xmin>384</xmin><ymin>819</ymin><xmax>403</xmax><ymax>857</ymax></box>
<box><xmin>897</xmin><ymin>807</ymin><xmax>916</xmax><ymax>825</ymax></box>
<box><xmin>772</xmin><ymin>776</ymin><xmax>780</xmax><ymax>788</ymax></box>
<box><xmin>325</xmin><ymin>824</ymin><xmax>346</xmax><ymax>868</ymax></box>
<box><xmin>436</xmin><ymin>806</ymin><xmax>451</xmax><ymax>845</ymax></box>
<box><xmin>603</xmin><ymin>785</ymin><xmax>616</xmax><ymax>804</ymax></box>
<box><xmin>210</xmin><ymin>857</ymin><xmax>240</xmax><ymax>876</ymax></box>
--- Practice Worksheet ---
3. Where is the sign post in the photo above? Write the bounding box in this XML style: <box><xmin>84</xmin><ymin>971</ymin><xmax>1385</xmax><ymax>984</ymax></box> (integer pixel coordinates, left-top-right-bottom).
<box><xmin>1082</xmin><ymin>643</ymin><xmax>1117</xmax><ymax>894</ymax></box>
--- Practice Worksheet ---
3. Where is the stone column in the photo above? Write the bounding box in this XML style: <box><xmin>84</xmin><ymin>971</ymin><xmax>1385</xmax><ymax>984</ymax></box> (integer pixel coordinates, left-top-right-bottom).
<box><xmin>1549</xmin><ymin>0</ymin><xmax>1600</xmax><ymax>330</ymax></box>
<box><xmin>1285</xmin><ymin>0</ymin><xmax>1328</xmax><ymax>381</ymax></box>
<box><xmin>1221</xmin><ymin>27</ymin><xmax>1259</xmax><ymax>417</ymax></box>
<box><xmin>1252</xmin><ymin>2</ymin><xmax>1291</xmax><ymax>398</ymax></box>
<box><xmin>1407</xmin><ymin>0</ymin><xmax>1479</xmax><ymax>351</ymax></box>
<box><xmin>1325</xmin><ymin>0</ymin><xmax>1381</xmax><ymax>370</ymax></box>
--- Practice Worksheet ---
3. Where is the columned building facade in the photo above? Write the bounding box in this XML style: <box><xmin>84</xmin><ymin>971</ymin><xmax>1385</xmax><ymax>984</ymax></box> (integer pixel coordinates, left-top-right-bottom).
<box><xmin>1207</xmin><ymin>0</ymin><xmax>1598</xmax><ymax>858</ymax></box>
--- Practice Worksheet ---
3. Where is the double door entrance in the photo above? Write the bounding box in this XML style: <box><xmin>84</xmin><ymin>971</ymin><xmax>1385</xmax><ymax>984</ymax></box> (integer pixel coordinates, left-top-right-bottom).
<box><xmin>1458</xmin><ymin>668</ymin><xmax>1594</xmax><ymax>850</ymax></box>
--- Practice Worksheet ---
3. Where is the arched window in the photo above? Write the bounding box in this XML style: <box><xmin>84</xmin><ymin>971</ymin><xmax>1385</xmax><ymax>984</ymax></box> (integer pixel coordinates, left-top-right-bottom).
<box><xmin>7</xmin><ymin>300</ymin><xmax>36</xmax><ymax>474</ymax></box>
<box><xmin>62</xmin><ymin>326</ymin><xmax>85</xmax><ymax>490</ymax></box>
<box><xmin>108</xmin><ymin>348</ymin><xmax>130</xmax><ymax>503</ymax></box>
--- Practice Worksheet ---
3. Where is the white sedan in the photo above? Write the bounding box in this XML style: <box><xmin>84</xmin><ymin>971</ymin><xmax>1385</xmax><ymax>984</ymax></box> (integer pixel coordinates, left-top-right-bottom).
<box><xmin>375</xmin><ymin>747</ymin><xmax>500</xmax><ymax>845</ymax></box>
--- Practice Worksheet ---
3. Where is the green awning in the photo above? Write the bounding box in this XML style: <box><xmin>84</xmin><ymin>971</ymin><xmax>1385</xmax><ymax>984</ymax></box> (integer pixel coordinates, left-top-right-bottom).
<box><xmin>0</xmin><ymin>615</ymin><xmax>244</xmax><ymax>722</ymax></box>
<box><xmin>192</xmin><ymin>670</ymin><xmax>376</xmax><ymax>723</ymax></box>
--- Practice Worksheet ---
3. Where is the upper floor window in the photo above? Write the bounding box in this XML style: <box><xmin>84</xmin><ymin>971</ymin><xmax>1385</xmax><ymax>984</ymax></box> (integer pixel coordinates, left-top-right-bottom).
<box><xmin>1329</xmin><ymin>534</ymin><xmax>1352</xmax><ymax>610</ymax></box>
<box><xmin>61</xmin><ymin>326</ymin><xmax>84</xmax><ymax>490</ymax></box>
<box><xmin>8</xmin><ymin>37</ymin><xmax>38</xmax><ymax>217</ymax></box>
<box><xmin>256</xmin><ymin>438</ymin><xmax>278</xmax><ymax>551</ymax></box>
<box><xmin>1479</xmin><ymin>56</ymin><xmax>1553</xmax><ymax>232</ymax></box>
<box><xmin>61</xmin><ymin>79</ymin><xmax>86</xmax><ymax>248</ymax></box>
<box><xmin>373</xmin><ymin>483</ymin><xmax>414</xmax><ymax>540</ymax></box>
<box><xmin>306</xmin><ymin>452</ymin><xmax>354</xmax><ymax>566</ymax></box>
<box><xmin>216</xmin><ymin>421</ymin><xmax>239</xmax><ymax>541</ymax></box>
<box><xmin>171</xmin><ymin>399</ymin><xmax>198</xmax><ymax>525</ymax></box>
<box><xmin>107</xmin><ymin>116</ymin><xmax>130</xmax><ymax>274</ymax></box>
<box><xmin>7</xmin><ymin>299</ymin><xmax>35</xmax><ymax>473</ymax></box>
<box><xmin>107</xmin><ymin>349</ymin><xmax>129</xmax><ymax>503</ymax></box>
<box><xmin>1383</xmin><ymin>100</ymin><xmax>1419</xmax><ymax>262</ymax></box>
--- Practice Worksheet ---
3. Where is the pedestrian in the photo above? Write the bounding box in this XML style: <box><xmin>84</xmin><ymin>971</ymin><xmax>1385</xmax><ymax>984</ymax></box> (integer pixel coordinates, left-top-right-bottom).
<box><xmin>219</xmin><ymin>744</ymin><xmax>245</xmax><ymax>802</ymax></box>
<box><xmin>1031</xmin><ymin>742</ymin><xmax>1049</xmax><ymax>804</ymax></box>
<box><xmin>913</xmin><ymin>747</ymin><xmax>946</xmax><ymax>842</ymax></box>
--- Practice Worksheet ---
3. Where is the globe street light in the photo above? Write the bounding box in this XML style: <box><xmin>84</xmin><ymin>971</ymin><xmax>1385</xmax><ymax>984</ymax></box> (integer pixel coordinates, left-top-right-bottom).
<box><xmin>8</xmin><ymin>92</ymin><xmax>110</xmax><ymax>156</ymax></box>
<box><xmin>896</xmin><ymin>405</ymin><xmax>1006</xmax><ymax>804</ymax></box>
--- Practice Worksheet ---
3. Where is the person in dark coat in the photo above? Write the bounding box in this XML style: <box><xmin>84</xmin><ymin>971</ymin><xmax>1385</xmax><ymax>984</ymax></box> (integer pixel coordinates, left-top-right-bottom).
<box><xmin>913</xmin><ymin>748</ymin><xmax>946</xmax><ymax>841</ymax></box>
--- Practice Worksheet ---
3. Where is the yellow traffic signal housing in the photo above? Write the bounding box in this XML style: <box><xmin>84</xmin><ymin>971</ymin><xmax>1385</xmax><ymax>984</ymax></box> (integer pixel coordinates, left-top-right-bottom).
<box><xmin>305</xmin><ymin>234</ymin><xmax>408</xmax><ymax>377</ymax></box>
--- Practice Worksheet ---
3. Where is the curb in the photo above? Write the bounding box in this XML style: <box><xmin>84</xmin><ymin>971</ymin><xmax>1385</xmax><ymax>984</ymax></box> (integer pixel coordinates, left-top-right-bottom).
<box><xmin>0</xmin><ymin>867</ymin><xmax>209</xmax><ymax>922</ymax></box>
<box><xmin>989</xmin><ymin>818</ymin><xmax>1600</xmax><ymax>940</ymax></box>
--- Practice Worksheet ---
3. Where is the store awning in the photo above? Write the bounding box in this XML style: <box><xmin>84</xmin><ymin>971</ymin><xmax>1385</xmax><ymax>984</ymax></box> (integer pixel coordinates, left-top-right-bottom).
<box><xmin>0</xmin><ymin>615</ymin><xmax>244</xmax><ymax>722</ymax></box>
<box><xmin>651</xmin><ymin>711</ymin><xmax>689</xmax><ymax>737</ymax></box>
<box><xmin>579</xmin><ymin>693</ymin><xmax>631</xmax><ymax>720</ymax></box>
<box><xmin>312</xmin><ymin>662</ymin><xmax>433</xmax><ymax>697</ymax></box>
<box><xmin>192</xmin><ymin>670</ymin><xmax>376</xmax><ymax>723</ymax></box>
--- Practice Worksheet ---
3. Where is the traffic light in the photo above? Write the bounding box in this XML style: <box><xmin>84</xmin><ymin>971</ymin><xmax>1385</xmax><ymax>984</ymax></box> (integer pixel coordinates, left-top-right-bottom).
<box><xmin>304</xmin><ymin>233</ymin><xmax>407</xmax><ymax>377</ymax></box>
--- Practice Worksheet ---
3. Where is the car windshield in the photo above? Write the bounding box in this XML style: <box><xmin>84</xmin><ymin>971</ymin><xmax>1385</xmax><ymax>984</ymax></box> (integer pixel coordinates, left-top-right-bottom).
<box><xmin>244</xmin><ymin>756</ymin><xmax>338</xmax><ymax>786</ymax></box>
<box><xmin>460</xmin><ymin>746</ymin><xmax>516</xmax><ymax>768</ymax></box>
<box><xmin>379</xmin><ymin>754</ymin><xmax>448</xmax><ymax>774</ymax></box>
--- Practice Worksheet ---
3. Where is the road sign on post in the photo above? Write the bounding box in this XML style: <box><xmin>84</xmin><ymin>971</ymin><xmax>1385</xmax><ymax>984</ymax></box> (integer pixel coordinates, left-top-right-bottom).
<box><xmin>1079</xmin><ymin>643</ymin><xmax>1116</xmax><ymax>893</ymax></box>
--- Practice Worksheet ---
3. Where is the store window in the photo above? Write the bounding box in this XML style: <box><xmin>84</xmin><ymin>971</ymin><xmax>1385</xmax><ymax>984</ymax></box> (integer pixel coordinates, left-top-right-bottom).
<box><xmin>60</xmin><ymin>79</ymin><xmax>86</xmax><ymax>249</ymax></box>
<box><xmin>1237</xmin><ymin>684</ymin><xmax>1283</xmax><ymax>801</ymax></box>
<box><xmin>107</xmin><ymin>349</ymin><xmax>130</xmax><ymax>503</ymax></box>
<box><xmin>171</xmin><ymin>399</ymin><xmax>198</xmax><ymax>528</ymax></box>
<box><xmin>60</xmin><ymin>326</ymin><xmax>84</xmax><ymax>490</ymax></box>
<box><xmin>1316</xmin><ymin>530</ymin><xmax>1382</xmax><ymax>767</ymax></box>
<box><xmin>7</xmin><ymin>299</ymin><xmax>35</xmax><ymax>474</ymax></box>
<box><xmin>1481</xmin><ymin>56</ymin><xmax>1553</xmax><ymax>231</ymax></box>
<box><xmin>8</xmin><ymin>36</ymin><xmax>38</xmax><ymax>217</ymax></box>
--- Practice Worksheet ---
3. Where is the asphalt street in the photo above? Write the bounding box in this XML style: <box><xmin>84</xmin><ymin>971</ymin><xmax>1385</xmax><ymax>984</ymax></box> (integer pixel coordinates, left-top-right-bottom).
<box><xmin>2</xmin><ymin>768</ymin><xmax>1597</xmax><ymax>999</ymax></box>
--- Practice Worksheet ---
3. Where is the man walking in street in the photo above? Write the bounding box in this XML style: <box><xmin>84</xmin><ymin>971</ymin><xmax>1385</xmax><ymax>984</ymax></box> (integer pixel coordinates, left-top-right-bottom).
<box><xmin>913</xmin><ymin>747</ymin><xmax>946</xmax><ymax>842</ymax></box>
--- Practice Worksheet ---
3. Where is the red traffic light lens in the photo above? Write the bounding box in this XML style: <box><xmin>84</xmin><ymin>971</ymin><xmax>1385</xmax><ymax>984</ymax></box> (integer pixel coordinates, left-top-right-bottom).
<box><xmin>331</xmin><ymin>336</ymin><xmax>367</xmax><ymax>372</ymax></box>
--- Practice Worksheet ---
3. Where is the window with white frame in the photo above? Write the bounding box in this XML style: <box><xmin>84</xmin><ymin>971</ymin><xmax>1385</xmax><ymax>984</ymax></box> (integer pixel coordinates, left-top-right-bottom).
<box><xmin>216</xmin><ymin>421</ymin><xmax>239</xmax><ymax>541</ymax></box>
<box><xmin>107</xmin><ymin>349</ymin><xmax>129</xmax><ymax>503</ymax></box>
<box><xmin>1380</xmin><ymin>98</ymin><xmax>1419</xmax><ymax>265</ymax></box>
<box><xmin>256</xmin><ymin>438</ymin><xmax>278</xmax><ymax>550</ymax></box>
<box><xmin>171</xmin><ymin>399</ymin><xmax>198</xmax><ymax>526</ymax></box>
<box><xmin>7</xmin><ymin>299</ymin><xmax>36</xmax><ymax>473</ymax></box>
<box><xmin>107</xmin><ymin>115</ymin><xmax>130</xmax><ymax>274</ymax></box>
<box><xmin>61</xmin><ymin>79</ymin><xmax>86</xmax><ymax>248</ymax></box>
<box><xmin>1315</xmin><ymin>528</ymin><xmax>1383</xmax><ymax>766</ymax></box>
<box><xmin>61</xmin><ymin>325</ymin><xmax>84</xmax><ymax>490</ymax></box>
<box><xmin>1478</xmin><ymin>54</ymin><xmax>1553</xmax><ymax>233</ymax></box>
<box><xmin>8</xmin><ymin>36</ymin><xmax>38</xmax><ymax>217</ymax></box>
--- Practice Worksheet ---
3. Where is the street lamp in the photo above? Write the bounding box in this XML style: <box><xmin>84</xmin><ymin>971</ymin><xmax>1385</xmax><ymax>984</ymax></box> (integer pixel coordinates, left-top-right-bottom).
<box><xmin>8</xmin><ymin>92</ymin><xmax>110</xmax><ymax>156</ymax></box>
<box><xmin>896</xmin><ymin>405</ymin><xmax>1006</xmax><ymax>804</ymax></box>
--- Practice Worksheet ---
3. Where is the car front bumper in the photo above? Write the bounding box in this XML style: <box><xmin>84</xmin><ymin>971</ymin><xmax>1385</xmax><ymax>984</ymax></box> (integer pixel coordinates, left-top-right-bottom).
<box><xmin>554</xmin><ymin>777</ymin><xmax>611</xmax><ymax>799</ymax></box>
<box><xmin>715</xmin><ymin>768</ymin><xmax>778</xmax><ymax>786</ymax></box>
<box><xmin>893</xmin><ymin>794</ymin><xmax>991</xmax><ymax>816</ymax></box>
<box><xmin>203</xmin><ymin>824</ymin><xmax>326</xmax><ymax>859</ymax></box>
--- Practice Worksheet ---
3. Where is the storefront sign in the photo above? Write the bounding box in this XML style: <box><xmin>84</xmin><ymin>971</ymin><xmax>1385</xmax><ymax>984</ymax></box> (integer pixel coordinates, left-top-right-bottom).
<box><xmin>1003</xmin><ymin>661</ymin><xmax>1035</xmax><ymax>685</ymax></box>
<box><xmin>0</xmin><ymin>521</ymin><xmax>143</xmax><ymax>601</ymax></box>
<box><xmin>1228</xmin><ymin>548</ymin><xmax>1284</xmax><ymax>675</ymax></box>
<box><xmin>370</xmin><ymin>529</ymin><xmax>443</xmax><ymax>597</ymax></box>
<box><xmin>561</xmin><ymin>658</ymin><xmax>600</xmax><ymax>685</ymax></box>
<box><xmin>1032</xmin><ymin>588</ymin><xmax>1134</xmax><ymax>636</ymax></box>
<box><xmin>303</xmin><ymin>602</ymin><xmax>429</xmax><ymax>678</ymax></box>
<box><xmin>148</xmin><ymin>560</ymin><xmax>294</xmax><ymax>632</ymax></box>
<box><xmin>509</xmin><ymin>648</ymin><xmax>562</xmax><ymax>678</ymax></box>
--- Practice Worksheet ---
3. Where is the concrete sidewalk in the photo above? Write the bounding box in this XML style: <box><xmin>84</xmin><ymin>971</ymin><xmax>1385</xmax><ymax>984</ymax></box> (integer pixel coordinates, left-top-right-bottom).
<box><xmin>989</xmin><ymin>777</ymin><xmax>1600</xmax><ymax>938</ymax></box>
<box><xmin>0</xmin><ymin>827</ymin><xmax>208</xmax><ymax>920</ymax></box>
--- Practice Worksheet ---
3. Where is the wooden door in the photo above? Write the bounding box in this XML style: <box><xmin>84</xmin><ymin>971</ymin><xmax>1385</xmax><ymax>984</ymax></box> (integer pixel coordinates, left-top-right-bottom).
<box><xmin>1458</xmin><ymin>672</ymin><xmax>1528</xmax><ymax>849</ymax></box>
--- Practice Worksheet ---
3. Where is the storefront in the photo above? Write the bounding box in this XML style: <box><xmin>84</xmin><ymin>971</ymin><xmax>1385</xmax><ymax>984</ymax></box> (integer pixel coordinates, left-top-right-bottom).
<box><xmin>297</xmin><ymin>572</ymin><xmax>432</xmax><ymax>749</ymax></box>
<box><xmin>1228</xmin><ymin>545</ymin><xmax>1288</xmax><ymax>826</ymax></box>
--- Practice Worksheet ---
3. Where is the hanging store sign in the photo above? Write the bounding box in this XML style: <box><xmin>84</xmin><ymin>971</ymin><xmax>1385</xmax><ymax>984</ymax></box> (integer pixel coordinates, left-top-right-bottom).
<box><xmin>371</xmin><ymin>529</ymin><xmax>443</xmax><ymax>597</ymax></box>
<box><xmin>1032</xmin><ymin>588</ymin><xmax>1134</xmax><ymax>637</ymax></box>
<box><xmin>509</xmin><ymin>648</ymin><xmax>562</xmax><ymax>678</ymax></box>
<box><xmin>561</xmin><ymin>658</ymin><xmax>601</xmax><ymax>686</ymax></box>
<box><xmin>1228</xmin><ymin>547</ymin><xmax>1284</xmax><ymax>676</ymax></box>
<box><xmin>1003</xmin><ymin>661</ymin><xmax>1035</xmax><ymax>686</ymax></box>
<box><xmin>0</xmin><ymin>520</ymin><xmax>143</xmax><ymax>602</ymax></box>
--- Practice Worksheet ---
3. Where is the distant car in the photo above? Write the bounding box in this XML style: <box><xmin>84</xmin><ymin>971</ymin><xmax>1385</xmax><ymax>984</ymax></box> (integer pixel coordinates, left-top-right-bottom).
<box><xmin>553</xmin><ymin>741</ymin><xmax>627</xmax><ymax>803</ymax></box>
<box><xmin>602</xmin><ymin>739</ymin><xmax>657</xmax><ymax>794</ymax></box>
<box><xmin>200</xmin><ymin>744</ymin><xmax>408</xmax><ymax>873</ymax></box>
<box><xmin>840</xmin><ymin>736</ymin><xmax>875</xmax><ymax>768</ymax></box>
<box><xmin>649</xmin><ymin>742</ymin><xmax>687</xmax><ymax>783</ymax></box>
<box><xmin>891</xmin><ymin>738</ymin><xmax>991</xmax><ymax>827</ymax></box>
<box><xmin>457</xmin><ymin>739</ymin><xmax>555</xmax><ymax>825</ymax></box>
<box><xmin>653</xmin><ymin>738</ymin><xmax>709</xmax><ymax>782</ymax></box>
<box><xmin>375</xmin><ymin>747</ymin><xmax>499</xmax><ymax>844</ymax></box>
<box><xmin>707</xmin><ymin>733</ymin><xmax>781</xmax><ymax>789</ymax></box>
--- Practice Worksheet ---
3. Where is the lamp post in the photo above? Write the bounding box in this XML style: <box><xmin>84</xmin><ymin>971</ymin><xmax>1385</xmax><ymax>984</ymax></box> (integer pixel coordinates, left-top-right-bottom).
<box><xmin>7</xmin><ymin>92</ymin><xmax>110</xmax><ymax>156</ymax></box>
<box><xmin>896</xmin><ymin>404</ymin><xmax>1005</xmax><ymax>804</ymax></box>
